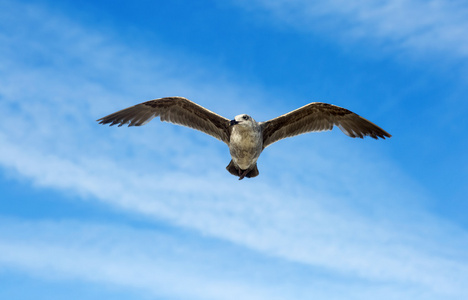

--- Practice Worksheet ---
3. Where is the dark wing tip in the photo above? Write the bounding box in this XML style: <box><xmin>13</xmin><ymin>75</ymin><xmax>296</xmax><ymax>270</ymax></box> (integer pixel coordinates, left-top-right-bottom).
<box><xmin>337</xmin><ymin>115</ymin><xmax>391</xmax><ymax>140</ymax></box>
<box><xmin>359</xmin><ymin>130</ymin><xmax>391</xmax><ymax>140</ymax></box>
<box><xmin>362</xmin><ymin>130</ymin><xmax>392</xmax><ymax>140</ymax></box>
<box><xmin>96</xmin><ymin>103</ymin><xmax>156</xmax><ymax>127</ymax></box>
<box><xmin>96</xmin><ymin>117</ymin><xmax>128</xmax><ymax>127</ymax></box>
<box><xmin>96</xmin><ymin>117</ymin><xmax>113</xmax><ymax>126</ymax></box>
<box><xmin>373</xmin><ymin>128</ymin><xmax>392</xmax><ymax>140</ymax></box>
<box><xmin>380</xmin><ymin>132</ymin><xmax>392</xmax><ymax>139</ymax></box>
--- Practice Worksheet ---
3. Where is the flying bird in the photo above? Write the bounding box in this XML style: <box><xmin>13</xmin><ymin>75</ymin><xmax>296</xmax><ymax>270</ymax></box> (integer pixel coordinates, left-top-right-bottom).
<box><xmin>97</xmin><ymin>97</ymin><xmax>391</xmax><ymax>180</ymax></box>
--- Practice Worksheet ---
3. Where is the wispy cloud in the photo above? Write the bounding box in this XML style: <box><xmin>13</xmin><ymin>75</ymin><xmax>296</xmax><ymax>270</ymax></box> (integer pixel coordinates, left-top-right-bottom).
<box><xmin>232</xmin><ymin>0</ymin><xmax>468</xmax><ymax>59</ymax></box>
<box><xmin>0</xmin><ymin>218</ymin><xmax>292</xmax><ymax>300</ymax></box>
<box><xmin>1</xmin><ymin>128</ymin><xmax>467</xmax><ymax>298</ymax></box>
<box><xmin>0</xmin><ymin>1</ymin><xmax>467</xmax><ymax>299</ymax></box>
<box><xmin>1</xmin><ymin>217</ymin><xmax>466</xmax><ymax>300</ymax></box>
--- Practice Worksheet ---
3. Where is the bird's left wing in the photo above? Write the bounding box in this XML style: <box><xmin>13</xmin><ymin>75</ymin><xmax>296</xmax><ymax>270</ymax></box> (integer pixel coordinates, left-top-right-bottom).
<box><xmin>97</xmin><ymin>97</ymin><xmax>231</xmax><ymax>144</ymax></box>
<box><xmin>261</xmin><ymin>102</ymin><xmax>391</xmax><ymax>148</ymax></box>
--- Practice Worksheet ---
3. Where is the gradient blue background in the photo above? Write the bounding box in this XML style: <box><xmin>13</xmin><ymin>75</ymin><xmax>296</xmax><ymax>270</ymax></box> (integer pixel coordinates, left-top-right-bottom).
<box><xmin>1</xmin><ymin>0</ymin><xmax>467</xmax><ymax>299</ymax></box>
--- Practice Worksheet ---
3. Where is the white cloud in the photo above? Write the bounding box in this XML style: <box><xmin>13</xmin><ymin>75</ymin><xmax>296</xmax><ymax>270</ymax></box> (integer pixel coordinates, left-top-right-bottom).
<box><xmin>231</xmin><ymin>0</ymin><xmax>468</xmax><ymax>59</ymax></box>
<box><xmin>1</xmin><ymin>130</ymin><xmax>467</xmax><ymax>298</ymax></box>
<box><xmin>1</xmin><ymin>217</ymin><xmax>466</xmax><ymax>300</ymax></box>
<box><xmin>0</xmin><ymin>218</ymin><xmax>291</xmax><ymax>300</ymax></box>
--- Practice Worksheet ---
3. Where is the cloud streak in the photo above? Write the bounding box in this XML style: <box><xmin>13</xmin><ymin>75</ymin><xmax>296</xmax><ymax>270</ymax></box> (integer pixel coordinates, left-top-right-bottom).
<box><xmin>232</xmin><ymin>0</ymin><xmax>468</xmax><ymax>59</ymax></box>
<box><xmin>0</xmin><ymin>218</ymin><xmax>292</xmax><ymax>300</ymax></box>
<box><xmin>1</xmin><ymin>217</ymin><xmax>466</xmax><ymax>300</ymax></box>
<box><xmin>1</xmin><ymin>128</ymin><xmax>467</xmax><ymax>298</ymax></box>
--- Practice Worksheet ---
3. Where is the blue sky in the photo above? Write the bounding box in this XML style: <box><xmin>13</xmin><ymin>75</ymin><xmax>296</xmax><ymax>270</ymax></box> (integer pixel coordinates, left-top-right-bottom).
<box><xmin>1</xmin><ymin>0</ymin><xmax>468</xmax><ymax>299</ymax></box>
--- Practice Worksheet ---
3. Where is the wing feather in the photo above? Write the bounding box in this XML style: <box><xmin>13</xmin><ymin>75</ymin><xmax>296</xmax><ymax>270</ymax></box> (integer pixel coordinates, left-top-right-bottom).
<box><xmin>97</xmin><ymin>97</ymin><xmax>231</xmax><ymax>144</ymax></box>
<box><xmin>261</xmin><ymin>102</ymin><xmax>391</xmax><ymax>148</ymax></box>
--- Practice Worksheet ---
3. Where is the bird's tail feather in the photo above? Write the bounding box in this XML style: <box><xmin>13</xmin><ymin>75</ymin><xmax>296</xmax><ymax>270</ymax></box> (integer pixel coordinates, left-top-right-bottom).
<box><xmin>226</xmin><ymin>160</ymin><xmax>238</xmax><ymax>176</ymax></box>
<box><xmin>246</xmin><ymin>164</ymin><xmax>259</xmax><ymax>178</ymax></box>
<box><xmin>226</xmin><ymin>160</ymin><xmax>259</xmax><ymax>179</ymax></box>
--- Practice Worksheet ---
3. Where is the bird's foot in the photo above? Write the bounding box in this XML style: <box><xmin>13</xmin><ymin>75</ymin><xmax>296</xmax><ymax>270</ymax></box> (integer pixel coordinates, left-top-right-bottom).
<box><xmin>238</xmin><ymin>169</ymin><xmax>249</xmax><ymax>180</ymax></box>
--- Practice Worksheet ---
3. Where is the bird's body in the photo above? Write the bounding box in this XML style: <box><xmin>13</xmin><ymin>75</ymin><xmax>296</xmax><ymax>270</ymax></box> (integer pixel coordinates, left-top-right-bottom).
<box><xmin>98</xmin><ymin>97</ymin><xmax>391</xmax><ymax>180</ymax></box>
<box><xmin>228</xmin><ymin>115</ymin><xmax>263</xmax><ymax>179</ymax></box>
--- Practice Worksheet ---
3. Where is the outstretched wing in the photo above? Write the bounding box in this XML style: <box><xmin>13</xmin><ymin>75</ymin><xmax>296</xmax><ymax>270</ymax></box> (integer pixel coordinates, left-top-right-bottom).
<box><xmin>261</xmin><ymin>102</ymin><xmax>391</xmax><ymax>148</ymax></box>
<box><xmin>97</xmin><ymin>97</ymin><xmax>231</xmax><ymax>144</ymax></box>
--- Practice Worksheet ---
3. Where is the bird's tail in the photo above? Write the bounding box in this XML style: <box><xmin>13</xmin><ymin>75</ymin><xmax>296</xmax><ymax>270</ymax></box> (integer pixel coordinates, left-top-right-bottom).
<box><xmin>226</xmin><ymin>160</ymin><xmax>259</xmax><ymax>180</ymax></box>
<box><xmin>246</xmin><ymin>164</ymin><xmax>259</xmax><ymax>178</ymax></box>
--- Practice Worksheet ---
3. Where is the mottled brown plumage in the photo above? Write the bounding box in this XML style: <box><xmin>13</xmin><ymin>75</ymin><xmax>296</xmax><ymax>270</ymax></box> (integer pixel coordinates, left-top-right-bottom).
<box><xmin>260</xmin><ymin>102</ymin><xmax>390</xmax><ymax>148</ymax></box>
<box><xmin>97</xmin><ymin>97</ymin><xmax>391</xmax><ymax>179</ymax></box>
<box><xmin>97</xmin><ymin>97</ymin><xmax>231</xmax><ymax>144</ymax></box>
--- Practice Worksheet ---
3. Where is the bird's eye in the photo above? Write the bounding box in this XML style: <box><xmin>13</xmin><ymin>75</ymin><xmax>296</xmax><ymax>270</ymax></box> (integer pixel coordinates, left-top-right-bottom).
<box><xmin>243</xmin><ymin>115</ymin><xmax>249</xmax><ymax>120</ymax></box>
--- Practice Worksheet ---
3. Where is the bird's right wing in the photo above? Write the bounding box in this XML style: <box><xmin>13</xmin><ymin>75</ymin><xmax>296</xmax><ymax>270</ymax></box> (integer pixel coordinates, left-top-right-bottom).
<box><xmin>261</xmin><ymin>102</ymin><xmax>391</xmax><ymax>148</ymax></box>
<box><xmin>97</xmin><ymin>97</ymin><xmax>231</xmax><ymax>144</ymax></box>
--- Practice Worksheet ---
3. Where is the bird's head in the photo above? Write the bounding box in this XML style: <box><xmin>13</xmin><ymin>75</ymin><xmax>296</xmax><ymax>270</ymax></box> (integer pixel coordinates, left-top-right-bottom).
<box><xmin>230</xmin><ymin>114</ymin><xmax>255</xmax><ymax>127</ymax></box>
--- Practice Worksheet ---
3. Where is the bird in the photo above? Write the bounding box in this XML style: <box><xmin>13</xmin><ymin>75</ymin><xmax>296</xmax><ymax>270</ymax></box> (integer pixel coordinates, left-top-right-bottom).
<box><xmin>97</xmin><ymin>97</ymin><xmax>391</xmax><ymax>180</ymax></box>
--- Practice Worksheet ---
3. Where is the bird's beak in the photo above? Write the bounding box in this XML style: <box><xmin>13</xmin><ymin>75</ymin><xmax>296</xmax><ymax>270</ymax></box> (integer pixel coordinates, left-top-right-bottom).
<box><xmin>230</xmin><ymin>120</ymin><xmax>239</xmax><ymax>126</ymax></box>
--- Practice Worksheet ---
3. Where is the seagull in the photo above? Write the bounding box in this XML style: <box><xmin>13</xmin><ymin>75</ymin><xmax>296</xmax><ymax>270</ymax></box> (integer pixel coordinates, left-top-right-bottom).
<box><xmin>97</xmin><ymin>97</ymin><xmax>391</xmax><ymax>180</ymax></box>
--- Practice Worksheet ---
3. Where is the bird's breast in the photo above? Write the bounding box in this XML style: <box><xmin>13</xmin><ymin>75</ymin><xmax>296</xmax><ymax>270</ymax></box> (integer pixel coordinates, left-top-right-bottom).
<box><xmin>229</xmin><ymin>127</ymin><xmax>263</xmax><ymax>170</ymax></box>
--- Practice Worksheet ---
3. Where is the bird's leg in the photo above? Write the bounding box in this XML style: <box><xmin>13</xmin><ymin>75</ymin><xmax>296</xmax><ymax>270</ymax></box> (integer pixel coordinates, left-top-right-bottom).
<box><xmin>238</xmin><ymin>169</ymin><xmax>249</xmax><ymax>180</ymax></box>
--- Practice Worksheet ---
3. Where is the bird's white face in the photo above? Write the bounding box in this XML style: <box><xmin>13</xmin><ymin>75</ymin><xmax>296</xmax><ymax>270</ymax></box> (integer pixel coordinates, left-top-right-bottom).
<box><xmin>231</xmin><ymin>114</ymin><xmax>255</xmax><ymax>127</ymax></box>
